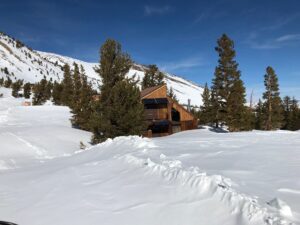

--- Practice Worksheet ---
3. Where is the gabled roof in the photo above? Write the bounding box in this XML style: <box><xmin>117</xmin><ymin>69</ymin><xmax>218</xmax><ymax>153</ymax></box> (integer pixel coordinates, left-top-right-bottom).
<box><xmin>141</xmin><ymin>84</ymin><xmax>166</xmax><ymax>99</ymax></box>
<box><xmin>167</xmin><ymin>96</ymin><xmax>195</xmax><ymax>119</ymax></box>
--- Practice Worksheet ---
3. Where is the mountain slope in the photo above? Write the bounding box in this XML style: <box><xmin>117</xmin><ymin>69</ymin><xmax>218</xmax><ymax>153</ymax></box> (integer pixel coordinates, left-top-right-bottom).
<box><xmin>0</xmin><ymin>33</ymin><xmax>203</xmax><ymax>106</ymax></box>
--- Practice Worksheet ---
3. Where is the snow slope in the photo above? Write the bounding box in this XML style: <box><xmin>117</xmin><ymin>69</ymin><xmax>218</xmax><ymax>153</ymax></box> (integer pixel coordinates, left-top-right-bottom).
<box><xmin>0</xmin><ymin>87</ymin><xmax>91</xmax><ymax>170</ymax></box>
<box><xmin>0</xmin><ymin>87</ymin><xmax>299</xmax><ymax>225</ymax></box>
<box><xmin>0</xmin><ymin>33</ymin><xmax>203</xmax><ymax>106</ymax></box>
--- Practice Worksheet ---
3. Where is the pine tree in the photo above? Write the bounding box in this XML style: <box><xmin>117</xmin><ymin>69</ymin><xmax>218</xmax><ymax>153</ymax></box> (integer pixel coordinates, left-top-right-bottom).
<box><xmin>4</xmin><ymin>77</ymin><xmax>12</xmax><ymax>88</ymax></box>
<box><xmin>11</xmin><ymin>79</ymin><xmax>23</xmax><ymax>97</ymax></box>
<box><xmin>91</xmin><ymin>39</ymin><xmax>145</xmax><ymax>143</ymax></box>
<box><xmin>262</xmin><ymin>66</ymin><xmax>283</xmax><ymax>130</ymax></box>
<box><xmin>32</xmin><ymin>77</ymin><xmax>48</xmax><ymax>105</ymax></box>
<box><xmin>104</xmin><ymin>79</ymin><xmax>145</xmax><ymax>137</ymax></box>
<box><xmin>210</xmin><ymin>34</ymin><xmax>247</xmax><ymax>131</ymax></box>
<box><xmin>142</xmin><ymin>64</ymin><xmax>164</xmax><ymax>89</ymax></box>
<box><xmin>289</xmin><ymin>97</ymin><xmax>300</xmax><ymax>131</ymax></box>
<box><xmin>52</xmin><ymin>81</ymin><xmax>64</xmax><ymax>105</ymax></box>
<box><xmin>61</xmin><ymin>64</ymin><xmax>74</xmax><ymax>107</ymax></box>
<box><xmin>23</xmin><ymin>82</ymin><xmax>31</xmax><ymax>99</ymax></box>
<box><xmin>199</xmin><ymin>83</ymin><xmax>212</xmax><ymax>124</ymax></box>
<box><xmin>71</xmin><ymin>66</ymin><xmax>94</xmax><ymax>130</ymax></box>
<box><xmin>227</xmin><ymin>79</ymin><xmax>247</xmax><ymax>131</ymax></box>
<box><xmin>0</xmin><ymin>77</ymin><xmax>4</xmax><ymax>86</ymax></box>
<box><xmin>243</xmin><ymin>106</ymin><xmax>255</xmax><ymax>131</ymax></box>
<box><xmin>167</xmin><ymin>87</ymin><xmax>178</xmax><ymax>102</ymax></box>
<box><xmin>282</xmin><ymin>96</ymin><xmax>292</xmax><ymax>130</ymax></box>
<box><xmin>45</xmin><ymin>78</ymin><xmax>53</xmax><ymax>100</ymax></box>
<box><xmin>255</xmin><ymin>99</ymin><xmax>264</xmax><ymax>130</ymax></box>
<box><xmin>72</xmin><ymin>63</ymin><xmax>82</xmax><ymax>108</ymax></box>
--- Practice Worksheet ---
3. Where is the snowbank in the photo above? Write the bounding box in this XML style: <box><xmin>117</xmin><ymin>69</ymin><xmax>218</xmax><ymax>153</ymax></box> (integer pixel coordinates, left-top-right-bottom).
<box><xmin>0</xmin><ymin>87</ymin><xmax>299</xmax><ymax>225</ymax></box>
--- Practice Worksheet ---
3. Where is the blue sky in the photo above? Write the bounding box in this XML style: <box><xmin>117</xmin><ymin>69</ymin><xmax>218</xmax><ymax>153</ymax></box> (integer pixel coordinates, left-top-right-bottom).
<box><xmin>1</xmin><ymin>0</ymin><xmax>300</xmax><ymax>100</ymax></box>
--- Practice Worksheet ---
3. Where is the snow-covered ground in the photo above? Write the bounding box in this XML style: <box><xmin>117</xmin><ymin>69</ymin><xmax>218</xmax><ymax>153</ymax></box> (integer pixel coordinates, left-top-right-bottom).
<box><xmin>0</xmin><ymin>87</ymin><xmax>299</xmax><ymax>225</ymax></box>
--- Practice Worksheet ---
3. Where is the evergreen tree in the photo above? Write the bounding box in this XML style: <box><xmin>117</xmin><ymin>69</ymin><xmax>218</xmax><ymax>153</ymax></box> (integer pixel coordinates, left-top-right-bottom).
<box><xmin>32</xmin><ymin>77</ymin><xmax>48</xmax><ymax>105</ymax></box>
<box><xmin>91</xmin><ymin>39</ymin><xmax>145</xmax><ymax>143</ymax></box>
<box><xmin>52</xmin><ymin>81</ymin><xmax>64</xmax><ymax>105</ymax></box>
<box><xmin>289</xmin><ymin>97</ymin><xmax>300</xmax><ymax>131</ymax></box>
<box><xmin>0</xmin><ymin>77</ymin><xmax>4</xmax><ymax>86</ymax></box>
<box><xmin>262</xmin><ymin>66</ymin><xmax>283</xmax><ymax>130</ymax></box>
<box><xmin>282</xmin><ymin>96</ymin><xmax>292</xmax><ymax>130</ymax></box>
<box><xmin>72</xmin><ymin>63</ymin><xmax>82</xmax><ymax>108</ymax></box>
<box><xmin>23</xmin><ymin>82</ymin><xmax>32</xmax><ymax>99</ymax></box>
<box><xmin>142</xmin><ymin>64</ymin><xmax>164</xmax><ymax>89</ymax></box>
<box><xmin>243</xmin><ymin>106</ymin><xmax>255</xmax><ymax>131</ymax></box>
<box><xmin>4</xmin><ymin>77</ymin><xmax>12</xmax><ymax>88</ymax></box>
<box><xmin>71</xmin><ymin>66</ymin><xmax>94</xmax><ymax>130</ymax></box>
<box><xmin>199</xmin><ymin>83</ymin><xmax>212</xmax><ymax>124</ymax></box>
<box><xmin>167</xmin><ymin>87</ymin><xmax>178</xmax><ymax>102</ymax></box>
<box><xmin>255</xmin><ymin>99</ymin><xmax>264</xmax><ymax>130</ymax></box>
<box><xmin>210</xmin><ymin>34</ymin><xmax>247</xmax><ymax>131</ymax></box>
<box><xmin>61</xmin><ymin>64</ymin><xmax>74</xmax><ymax>106</ymax></box>
<box><xmin>11</xmin><ymin>79</ymin><xmax>23</xmax><ymax>97</ymax></box>
<box><xmin>227</xmin><ymin>79</ymin><xmax>247</xmax><ymax>131</ymax></box>
<box><xmin>45</xmin><ymin>78</ymin><xmax>53</xmax><ymax>100</ymax></box>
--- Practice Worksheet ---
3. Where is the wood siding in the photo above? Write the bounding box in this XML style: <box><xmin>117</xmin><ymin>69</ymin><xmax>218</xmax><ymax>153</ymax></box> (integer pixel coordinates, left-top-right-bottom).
<box><xmin>144</xmin><ymin>108</ymin><xmax>168</xmax><ymax>120</ymax></box>
<box><xmin>169</xmin><ymin>98</ymin><xmax>195</xmax><ymax>121</ymax></box>
<box><xmin>142</xmin><ymin>85</ymin><xmax>167</xmax><ymax>99</ymax></box>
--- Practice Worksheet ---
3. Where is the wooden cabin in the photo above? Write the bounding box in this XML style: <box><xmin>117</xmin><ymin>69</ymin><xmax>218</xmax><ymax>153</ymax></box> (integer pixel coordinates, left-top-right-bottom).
<box><xmin>141</xmin><ymin>84</ymin><xmax>198</xmax><ymax>137</ymax></box>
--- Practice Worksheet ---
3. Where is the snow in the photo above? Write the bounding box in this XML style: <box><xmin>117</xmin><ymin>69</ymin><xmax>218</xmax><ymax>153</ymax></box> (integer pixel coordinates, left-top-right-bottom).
<box><xmin>0</xmin><ymin>33</ymin><xmax>203</xmax><ymax>106</ymax></box>
<box><xmin>0</xmin><ymin>87</ymin><xmax>91</xmax><ymax>170</ymax></box>
<box><xmin>0</xmin><ymin>87</ymin><xmax>299</xmax><ymax>225</ymax></box>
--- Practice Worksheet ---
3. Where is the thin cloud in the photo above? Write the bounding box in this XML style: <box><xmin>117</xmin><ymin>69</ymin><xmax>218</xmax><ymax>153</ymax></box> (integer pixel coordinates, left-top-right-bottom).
<box><xmin>144</xmin><ymin>5</ymin><xmax>172</xmax><ymax>16</ymax></box>
<box><xmin>194</xmin><ymin>11</ymin><xmax>227</xmax><ymax>24</ymax></box>
<box><xmin>261</xmin><ymin>13</ymin><xmax>300</xmax><ymax>31</ymax></box>
<box><xmin>276</xmin><ymin>34</ymin><xmax>300</xmax><ymax>42</ymax></box>
<box><xmin>159</xmin><ymin>56</ymin><xmax>205</xmax><ymax>72</ymax></box>
<box><xmin>246</xmin><ymin>33</ymin><xmax>300</xmax><ymax>50</ymax></box>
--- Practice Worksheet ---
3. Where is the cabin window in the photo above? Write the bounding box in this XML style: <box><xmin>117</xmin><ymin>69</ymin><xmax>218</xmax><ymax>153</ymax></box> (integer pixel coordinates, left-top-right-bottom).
<box><xmin>171</xmin><ymin>108</ymin><xmax>180</xmax><ymax>121</ymax></box>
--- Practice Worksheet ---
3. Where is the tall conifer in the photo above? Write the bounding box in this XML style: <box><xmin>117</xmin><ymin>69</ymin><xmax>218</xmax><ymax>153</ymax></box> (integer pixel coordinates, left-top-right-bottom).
<box><xmin>211</xmin><ymin>34</ymin><xmax>247</xmax><ymax>131</ymax></box>
<box><xmin>255</xmin><ymin>99</ymin><xmax>264</xmax><ymax>130</ymax></box>
<box><xmin>23</xmin><ymin>82</ymin><xmax>31</xmax><ymax>99</ymax></box>
<box><xmin>91</xmin><ymin>39</ymin><xmax>144</xmax><ymax>143</ymax></box>
<box><xmin>61</xmin><ymin>64</ymin><xmax>74</xmax><ymax>107</ymax></box>
<box><xmin>200</xmin><ymin>83</ymin><xmax>212</xmax><ymax>124</ymax></box>
<box><xmin>262</xmin><ymin>66</ymin><xmax>283</xmax><ymax>130</ymax></box>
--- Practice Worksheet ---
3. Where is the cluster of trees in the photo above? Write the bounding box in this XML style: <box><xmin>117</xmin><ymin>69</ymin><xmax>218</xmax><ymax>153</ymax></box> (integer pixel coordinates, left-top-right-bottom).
<box><xmin>1</xmin><ymin>34</ymin><xmax>299</xmax><ymax>144</ymax></box>
<box><xmin>30</xmin><ymin>63</ymin><xmax>97</xmax><ymax>131</ymax></box>
<box><xmin>58</xmin><ymin>63</ymin><xmax>96</xmax><ymax>131</ymax></box>
<box><xmin>199</xmin><ymin>34</ymin><xmax>300</xmax><ymax>131</ymax></box>
<box><xmin>0</xmin><ymin>39</ymin><xmax>150</xmax><ymax>144</ymax></box>
<box><xmin>0</xmin><ymin>76</ymin><xmax>13</xmax><ymax>88</ymax></box>
<box><xmin>0</xmin><ymin>77</ymin><xmax>32</xmax><ymax>98</ymax></box>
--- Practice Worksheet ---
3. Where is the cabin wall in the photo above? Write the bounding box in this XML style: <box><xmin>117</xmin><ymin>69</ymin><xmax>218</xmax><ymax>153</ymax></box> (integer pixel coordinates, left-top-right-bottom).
<box><xmin>144</xmin><ymin>108</ymin><xmax>168</xmax><ymax>120</ymax></box>
<box><xmin>172</xmin><ymin>101</ymin><xmax>194</xmax><ymax>121</ymax></box>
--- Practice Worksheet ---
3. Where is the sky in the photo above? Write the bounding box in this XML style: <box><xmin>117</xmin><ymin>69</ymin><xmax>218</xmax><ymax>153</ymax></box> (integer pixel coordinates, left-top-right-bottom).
<box><xmin>1</xmin><ymin>0</ymin><xmax>300</xmax><ymax>100</ymax></box>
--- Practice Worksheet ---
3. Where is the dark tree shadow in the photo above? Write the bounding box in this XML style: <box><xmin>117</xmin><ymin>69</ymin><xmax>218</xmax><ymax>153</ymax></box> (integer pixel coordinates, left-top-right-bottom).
<box><xmin>0</xmin><ymin>221</ymin><xmax>18</xmax><ymax>225</ymax></box>
<box><xmin>208</xmin><ymin>126</ymin><xmax>229</xmax><ymax>133</ymax></box>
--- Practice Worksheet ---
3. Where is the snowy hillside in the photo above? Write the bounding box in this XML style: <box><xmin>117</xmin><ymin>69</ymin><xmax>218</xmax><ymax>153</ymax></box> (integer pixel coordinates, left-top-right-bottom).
<box><xmin>0</xmin><ymin>33</ymin><xmax>203</xmax><ymax>106</ymax></box>
<box><xmin>0</xmin><ymin>87</ymin><xmax>299</xmax><ymax>225</ymax></box>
